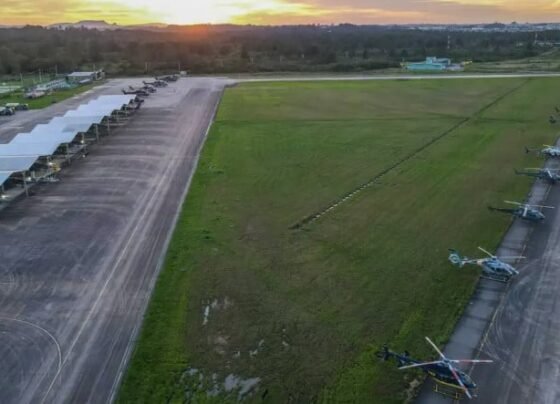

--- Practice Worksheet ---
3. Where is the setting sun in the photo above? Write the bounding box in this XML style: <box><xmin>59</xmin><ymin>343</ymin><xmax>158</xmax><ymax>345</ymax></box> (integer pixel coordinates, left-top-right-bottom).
<box><xmin>114</xmin><ymin>0</ymin><xmax>312</xmax><ymax>25</ymax></box>
<box><xmin>3</xmin><ymin>0</ymin><xmax>560</xmax><ymax>25</ymax></box>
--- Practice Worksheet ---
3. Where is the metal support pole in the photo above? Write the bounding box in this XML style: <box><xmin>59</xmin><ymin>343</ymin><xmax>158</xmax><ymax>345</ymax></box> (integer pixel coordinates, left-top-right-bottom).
<box><xmin>22</xmin><ymin>172</ymin><xmax>28</xmax><ymax>196</ymax></box>
<box><xmin>47</xmin><ymin>156</ymin><xmax>53</xmax><ymax>176</ymax></box>
<box><xmin>93</xmin><ymin>124</ymin><xmax>99</xmax><ymax>143</ymax></box>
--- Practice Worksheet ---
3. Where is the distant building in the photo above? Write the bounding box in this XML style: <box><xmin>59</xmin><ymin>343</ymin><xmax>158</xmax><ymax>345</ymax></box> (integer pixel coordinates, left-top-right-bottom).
<box><xmin>404</xmin><ymin>57</ymin><xmax>454</xmax><ymax>71</ymax></box>
<box><xmin>534</xmin><ymin>40</ymin><xmax>560</xmax><ymax>47</ymax></box>
<box><xmin>0</xmin><ymin>84</ymin><xmax>20</xmax><ymax>95</ymax></box>
<box><xmin>66</xmin><ymin>70</ymin><xmax>105</xmax><ymax>85</ymax></box>
<box><xmin>403</xmin><ymin>57</ymin><xmax>467</xmax><ymax>72</ymax></box>
<box><xmin>36</xmin><ymin>79</ymin><xmax>71</xmax><ymax>92</ymax></box>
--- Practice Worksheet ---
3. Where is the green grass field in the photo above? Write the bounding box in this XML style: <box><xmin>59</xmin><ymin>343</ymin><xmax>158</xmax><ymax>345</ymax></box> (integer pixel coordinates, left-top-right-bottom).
<box><xmin>0</xmin><ymin>83</ymin><xmax>99</xmax><ymax>110</ymax></box>
<box><xmin>467</xmin><ymin>49</ymin><xmax>560</xmax><ymax>73</ymax></box>
<box><xmin>118</xmin><ymin>78</ymin><xmax>559</xmax><ymax>403</ymax></box>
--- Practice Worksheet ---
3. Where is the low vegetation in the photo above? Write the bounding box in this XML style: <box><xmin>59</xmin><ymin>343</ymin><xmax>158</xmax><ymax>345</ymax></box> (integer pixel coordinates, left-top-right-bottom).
<box><xmin>0</xmin><ymin>83</ymin><xmax>98</xmax><ymax>109</ymax></box>
<box><xmin>468</xmin><ymin>48</ymin><xmax>560</xmax><ymax>73</ymax></box>
<box><xmin>119</xmin><ymin>78</ymin><xmax>558</xmax><ymax>403</ymax></box>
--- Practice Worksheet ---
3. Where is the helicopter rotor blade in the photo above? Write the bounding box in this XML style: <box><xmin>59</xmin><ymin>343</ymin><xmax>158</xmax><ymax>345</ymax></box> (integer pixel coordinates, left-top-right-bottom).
<box><xmin>497</xmin><ymin>256</ymin><xmax>525</xmax><ymax>260</ymax></box>
<box><xmin>506</xmin><ymin>200</ymin><xmax>555</xmax><ymax>209</ymax></box>
<box><xmin>398</xmin><ymin>360</ymin><xmax>444</xmax><ymax>370</ymax></box>
<box><xmin>449</xmin><ymin>359</ymin><xmax>494</xmax><ymax>364</ymax></box>
<box><xmin>448</xmin><ymin>364</ymin><xmax>472</xmax><ymax>399</ymax></box>
<box><xmin>478</xmin><ymin>247</ymin><xmax>495</xmax><ymax>258</ymax></box>
<box><xmin>425</xmin><ymin>336</ymin><xmax>445</xmax><ymax>359</ymax></box>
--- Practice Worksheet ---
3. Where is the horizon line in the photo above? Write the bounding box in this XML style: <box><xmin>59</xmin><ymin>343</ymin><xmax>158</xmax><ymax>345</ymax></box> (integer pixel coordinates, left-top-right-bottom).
<box><xmin>5</xmin><ymin>20</ymin><xmax>560</xmax><ymax>28</ymax></box>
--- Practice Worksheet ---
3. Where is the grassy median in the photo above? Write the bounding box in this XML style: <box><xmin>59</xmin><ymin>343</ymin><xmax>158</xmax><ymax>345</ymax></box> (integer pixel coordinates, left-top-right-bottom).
<box><xmin>0</xmin><ymin>83</ymin><xmax>99</xmax><ymax>109</ymax></box>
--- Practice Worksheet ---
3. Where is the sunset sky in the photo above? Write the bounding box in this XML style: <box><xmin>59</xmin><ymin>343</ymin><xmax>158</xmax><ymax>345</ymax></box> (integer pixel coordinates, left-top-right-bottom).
<box><xmin>3</xmin><ymin>0</ymin><xmax>560</xmax><ymax>26</ymax></box>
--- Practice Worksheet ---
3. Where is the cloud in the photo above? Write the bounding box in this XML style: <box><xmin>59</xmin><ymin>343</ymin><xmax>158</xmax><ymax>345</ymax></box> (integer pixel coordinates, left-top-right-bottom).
<box><xmin>0</xmin><ymin>0</ymin><xmax>160</xmax><ymax>25</ymax></box>
<box><xmin>232</xmin><ymin>7</ymin><xmax>429</xmax><ymax>25</ymax></box>
<box><xmin>2</xmin><ymin>0</ymin><xmax>560</xmax><ymax>25</ymax></box>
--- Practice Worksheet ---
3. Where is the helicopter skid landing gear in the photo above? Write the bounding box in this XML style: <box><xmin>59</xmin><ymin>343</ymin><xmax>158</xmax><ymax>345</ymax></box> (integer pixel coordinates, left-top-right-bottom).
<box><xmin>481</xmin><ymin>274</ymin><xmax>510</xmax><ymax>283</ymax></box>
<box><xmin>433</xmin><ymin>381</ymin><xmax>465</xmax><ymax>401</ymax></box>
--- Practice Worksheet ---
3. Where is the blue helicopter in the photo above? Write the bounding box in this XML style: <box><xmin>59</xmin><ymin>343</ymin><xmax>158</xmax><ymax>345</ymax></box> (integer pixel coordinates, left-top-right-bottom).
<box><xmin>448</xmin><ymin>247</ymin><xmax>524</xmax><ymax>282</ymax></box>
<box><xmin>488</xmin><ymin>200</ymin><xmax>554</xmax><ymax>222</ymax></box>
<box><xmin>376</xmin><ymin>337</ymin><xmax>492</xmax><ymax>399</ymax></box>
<box><xmin>526</xmin><ymin>145</ymin><xmax>560</xmax><ymax>158</ymax></box>
<box><xmin>515</xmin><ymin>168</ymin><xmax>560</xmax><ymax>184</ymax></box>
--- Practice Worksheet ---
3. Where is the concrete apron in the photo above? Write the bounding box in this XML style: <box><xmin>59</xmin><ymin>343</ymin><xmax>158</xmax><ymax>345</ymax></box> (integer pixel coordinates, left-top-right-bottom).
<box><xmin>415</xmin><ymin>139</ymin><xmax>560</xmax><ymax>404</ymax></box>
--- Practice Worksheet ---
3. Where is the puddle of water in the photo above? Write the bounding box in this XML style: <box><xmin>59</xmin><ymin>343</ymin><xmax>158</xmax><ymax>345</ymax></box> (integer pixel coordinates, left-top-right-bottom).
<box><xmin>183</xmin><ymin>368</ymin><xmax>261</xmax><ymax>400</ymax></box>
<box><xmin>202</xmin><ymin>305</ymin><xmax>210</xmax><ymax>326</ymax></box>
<box><xmin>202</xmin><ymin>297</ymin><xmax>234</xmax><ymax>326</ymax></box>
<box><xmin>249</xmin><ymin>339</ymin><xmax>265</xmax><ymax>358</ymax></box>
<box><xmin>225</xmin><ymin>374</ymin><xmax>261</xmax><ymax>398</ymax></box>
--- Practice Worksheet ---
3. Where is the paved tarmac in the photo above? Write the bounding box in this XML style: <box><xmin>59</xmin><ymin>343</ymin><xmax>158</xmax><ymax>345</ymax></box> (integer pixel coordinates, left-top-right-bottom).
<box><xmin>237</xmin><ymin>72</ymin><xmax>560</xmax><ymax>83</ymax></box>
<box><xmin>471</xmin><ymin>170</ymin><xmax>560</xmax><ymax>404</ymax></box>
<box><xmin>0</xmin><ymin>77</ymin><xmax>230</xmax><ymax>403</ymax></box>
<box><xmin>416</xmin><ymin>155</ymin><xmax>560</xmax><ymax>403</ymax></box>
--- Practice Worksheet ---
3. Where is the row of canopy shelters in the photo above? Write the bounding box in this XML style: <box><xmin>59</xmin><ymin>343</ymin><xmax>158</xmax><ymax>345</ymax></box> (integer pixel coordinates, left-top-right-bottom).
<box><xmin>0</xmin><ymin>94</ymin><xmax>139</xmax><ymax>200</ymax></box>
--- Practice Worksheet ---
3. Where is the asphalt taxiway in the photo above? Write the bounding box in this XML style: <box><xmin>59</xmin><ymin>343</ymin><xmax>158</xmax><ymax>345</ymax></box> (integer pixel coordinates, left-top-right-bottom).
<box><xmin>0</xmin><ymin>77</ymin><xmax>230</xmax><ymax>403</ymax></box>
<box><xmin>416</xmin><ymin>157</ymin><xmax>560</xmax><ymax>403</ymax></box>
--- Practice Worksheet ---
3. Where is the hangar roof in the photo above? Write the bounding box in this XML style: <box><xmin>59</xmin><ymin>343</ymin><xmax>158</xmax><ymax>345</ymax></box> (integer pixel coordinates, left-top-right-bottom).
<box><xmin>10</xmin><ymin>131</ymin><xmax>78</xmax><ymax>145</ymax></box>
<box><xmin>0</xmin><ymin>171</ymin><xmax>13</xmax><ymax>186</ymax></box>
<box><xmin>49</xmin><ymin>117</ymin><xmax>96</xmax><ymax>133</ymax></box>
<box><xmin>0</xmin><ymin>156</ymin><xmax>39</xmax><ymax>171</ymax></box>
<box><xmin>0</xmin><ymin>142</ymin><xmax>62</xmax><ymax>157</ymax></box>
<box><xmin>0</xmin><ymin>94</ymin><xmax>137</xmax><ymax>188</ymax></box>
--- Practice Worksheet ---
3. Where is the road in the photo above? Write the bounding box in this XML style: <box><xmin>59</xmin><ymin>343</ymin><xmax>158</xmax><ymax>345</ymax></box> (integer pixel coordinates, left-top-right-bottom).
<box><xmin>236</xmin><ymin>72</ymin><xmax>560</xmax><ymax>83</ymax></box>
<box><xmin>0</xmin><ymin>77</ymin><xmax>230</xmax><ymax>403</ymax></box>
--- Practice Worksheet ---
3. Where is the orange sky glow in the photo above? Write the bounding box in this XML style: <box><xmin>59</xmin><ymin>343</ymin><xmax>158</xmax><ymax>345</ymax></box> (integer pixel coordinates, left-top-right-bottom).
<box><xmin>2</xmin><ymin>0</ymin><xmax>560</xmax><ymax>26</ymax></box>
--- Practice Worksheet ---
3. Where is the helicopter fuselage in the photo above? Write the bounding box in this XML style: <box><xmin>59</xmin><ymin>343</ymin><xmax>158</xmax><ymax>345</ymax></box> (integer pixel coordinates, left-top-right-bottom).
<box><xmin>449</xmin><ymin>251</ymin><xmax>518</xmax><ymax>280</ymax></box>
<box><xmin>382</xmin><ymin>350</ymin><xmax>475</xmax><ymax>390</ymax></box>
<box><xmin>479</xmin><ymin>258</ymin><xmax>518</xmax><ymax>277</ymax></box>
<box><xmin>542</xmin><ymin>148</ymin><xmax>560</xmax><ymax>158</ymax></box>
<box><xmin>519</xmin><ymin>170</ymin><xmax>560</xmax><ymax>183</ymax></box>
<box><xmin>541</xmin><ymin>172</ymin><xmax>560</xmax><ymax>183</ymax></box>
<box><xmin>515</xmin><ymin>207</ymin><xmax>546</xmax><ymax>221</ymax></box>
<box><xmin>489</xmin><ymin>206</ymin><xmax>545</xmax><ymax>222</ymax></box>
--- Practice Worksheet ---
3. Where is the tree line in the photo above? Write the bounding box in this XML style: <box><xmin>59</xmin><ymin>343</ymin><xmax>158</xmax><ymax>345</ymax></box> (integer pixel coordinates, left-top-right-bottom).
<box><xmin>0</xmin><ymin>24</ymin><xmax>554</xmax><ymax>76</ymax></box>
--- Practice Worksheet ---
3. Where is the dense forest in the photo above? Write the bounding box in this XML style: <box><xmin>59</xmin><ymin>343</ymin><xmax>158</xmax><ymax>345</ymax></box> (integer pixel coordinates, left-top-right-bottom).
<box><xmin>0</xmin><ymin>24</ymin><xmax>556</xmax><ymax>76</ymax></box>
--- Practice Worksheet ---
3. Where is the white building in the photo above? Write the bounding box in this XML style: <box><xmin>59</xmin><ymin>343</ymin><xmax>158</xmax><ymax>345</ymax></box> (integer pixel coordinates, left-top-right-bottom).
<box><xmin>66</xmin><ymin>70</ymin><xmax>105</xmax><ymax>85</ymax></box>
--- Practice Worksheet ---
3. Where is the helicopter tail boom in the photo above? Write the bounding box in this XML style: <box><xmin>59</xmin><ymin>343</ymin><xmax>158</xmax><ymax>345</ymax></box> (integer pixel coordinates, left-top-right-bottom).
<box><xmin>375</xmin><ymin>345</ymin><xmax>415</xmax><ymax>368</ymax></box>
<box><xmin>488</xmin><ymin>206</ymin><xmax>515</xmax><ymax>215</ymax></box>
<box><xmin>448</xmin><ymin>249</ymin><xmax>468</xmax><ymax>268</ymax></box>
